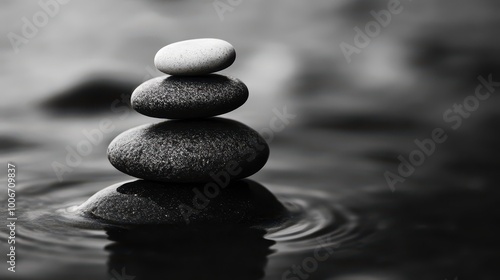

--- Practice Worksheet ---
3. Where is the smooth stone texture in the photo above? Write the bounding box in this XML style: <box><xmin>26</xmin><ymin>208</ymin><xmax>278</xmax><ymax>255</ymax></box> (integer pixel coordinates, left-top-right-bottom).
<box><xmin>131</xmin><ymin>75</ymin><xmax>248</xmax><ymax>119</ymax></box>
<box><xmin>107</xmin><ymin>118</ymin><xmax>269</xmax><ymax>183</ymax></box>
<box><xmin>77</xmin><ymin>179</ymin><xmax>287</xmax><ymax>225</ymax></box>
<box><xmin>154</xmin><ymin>38</ymin><xmax>236</xmax><ymax>75</ymax></box>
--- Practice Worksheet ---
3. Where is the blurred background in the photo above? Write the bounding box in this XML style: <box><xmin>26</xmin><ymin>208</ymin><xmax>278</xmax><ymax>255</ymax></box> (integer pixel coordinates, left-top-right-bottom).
<box><xmin>1</xmin><ymin>0</ymin><xmax>500</xmax><ymax>279</ymax></box>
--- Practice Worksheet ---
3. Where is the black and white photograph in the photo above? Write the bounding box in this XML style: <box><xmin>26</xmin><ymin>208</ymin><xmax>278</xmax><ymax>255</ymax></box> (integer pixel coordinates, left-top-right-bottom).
<box><xmin>1</xmin><ymin>1</ymin><xmax>500</xmax><ymax>279</ymax></box>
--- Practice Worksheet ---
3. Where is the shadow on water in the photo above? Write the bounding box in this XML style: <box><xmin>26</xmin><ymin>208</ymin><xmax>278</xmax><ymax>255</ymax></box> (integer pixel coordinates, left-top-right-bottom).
<box><xmin>105</xmin><ymin>225</ymin><xmax>274</xmax><ymax>280</ymax></box>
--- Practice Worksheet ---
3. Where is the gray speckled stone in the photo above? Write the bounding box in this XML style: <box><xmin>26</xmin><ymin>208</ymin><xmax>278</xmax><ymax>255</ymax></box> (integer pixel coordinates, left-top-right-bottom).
<box><xmin>131</xmin><ymin>75</ymin><xmax>248</xmax><ymax>119</ymax></box>
<box><xmin>77</xmin><ymin>179</ymin><xmax>287</xmax><ymax>225</ymax></box>
<box><xmin>154</xmin><ymin>38</ymin><xmax>236</xmax><ymax>75</ymax></box>
<box><xmin>107</xmin><ymin>118</ymin><xmax>269</xmax><ymax>183</ymax></box>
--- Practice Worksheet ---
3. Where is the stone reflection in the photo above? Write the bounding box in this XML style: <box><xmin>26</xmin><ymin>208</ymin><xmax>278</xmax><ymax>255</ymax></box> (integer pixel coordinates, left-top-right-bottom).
<box><xmin>106</xmin><ymin>225</ymin><xmax>274</xmax><ymax>280</ymax></box>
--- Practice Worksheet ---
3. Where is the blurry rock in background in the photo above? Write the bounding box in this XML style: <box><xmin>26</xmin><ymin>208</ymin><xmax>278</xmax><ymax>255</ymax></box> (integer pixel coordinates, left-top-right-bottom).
<box><xmin>0</xmin><ymin>135</ymin><xmax>36</xmax><ymax>153</ymax></box>
<box><xmin>39</xmin><ymin>75</ymin><xmax>136</xmax><ymax>115</ymax></box>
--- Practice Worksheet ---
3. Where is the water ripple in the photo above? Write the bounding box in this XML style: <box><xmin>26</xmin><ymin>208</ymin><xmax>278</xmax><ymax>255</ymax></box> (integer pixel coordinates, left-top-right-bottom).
<box><xmin>266</xmin><ymin>185</ymin><xmax>368</xmax><ymax>254</ymax></box>
<box><xmin>0</xmin><ymin>179</ymin><xmax>371</xmax><ymax>267</ymax></box>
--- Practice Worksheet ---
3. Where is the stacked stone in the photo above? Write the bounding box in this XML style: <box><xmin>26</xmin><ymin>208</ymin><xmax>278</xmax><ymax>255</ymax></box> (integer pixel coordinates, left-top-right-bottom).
<box><xmin>78</xmin><ymin>39</ymin><xmax>286</xmax><ymax>226</ymax></box>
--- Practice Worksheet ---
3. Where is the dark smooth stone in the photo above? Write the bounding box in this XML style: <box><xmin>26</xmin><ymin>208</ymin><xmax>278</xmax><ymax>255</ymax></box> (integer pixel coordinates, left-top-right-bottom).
<box><xmin>77</xmin><ymin>179</ymin><xmax>287</xmax><ymax>225</ymax></box>
<box><xmin>131</xmin><ymin>75</ymin><xmax>248</xmax><ymax>119</ymax></box>
<box><xmin>107</xmin><ymin>118</ymin><xmax>269</xmax><ymax>182</ymax></box>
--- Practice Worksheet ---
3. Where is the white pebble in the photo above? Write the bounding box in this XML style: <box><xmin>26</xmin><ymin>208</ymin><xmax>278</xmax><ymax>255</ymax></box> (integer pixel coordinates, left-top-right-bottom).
<box><xmin>154</xmin><ymin>38</ymin><xmax>236</xmax><ymax>75</ymax></box>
